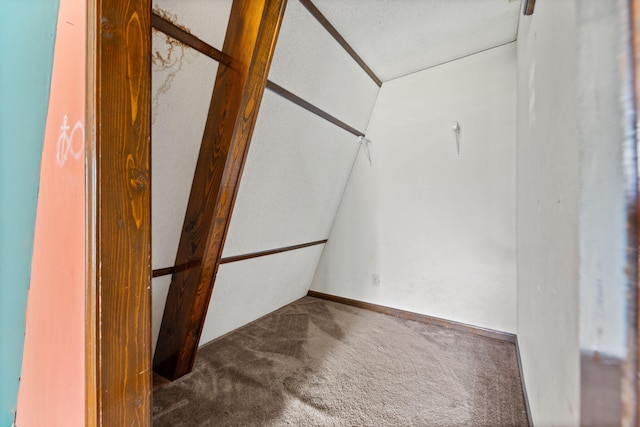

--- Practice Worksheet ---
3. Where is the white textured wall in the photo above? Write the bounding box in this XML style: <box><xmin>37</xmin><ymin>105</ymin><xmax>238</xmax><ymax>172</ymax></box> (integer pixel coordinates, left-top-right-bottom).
<box><xmin>222</xmin><ymin>91</ymin><xmax>360</xmax><ymax>258</ymax></box>
<box><xmin>202</xmin><ymin>246</ymin><xmax>325</xmax><ymax>341</ymax></box>
<box><xmin>516</xmin><ymin>1</ymin><xmax>580</xmax><ymax>425</ymax></box>
<box><xmin>153</xmin><ymin>0</ymin><xmax>231</xmax><ymax>49</ymax></box>
<box><xmin>150</xmin><ymin>1</ymin><xmax>231</xmax><ymax>351</ymax></box>
<box><xmin>311</xmin><ymin>43</ymin><xmax>517</xmax><ymax>334</ymax></box>
<box><xmin>312</xmin><ymin>0</ymin><xmax>521</xmax><ymax>82</ymax></box>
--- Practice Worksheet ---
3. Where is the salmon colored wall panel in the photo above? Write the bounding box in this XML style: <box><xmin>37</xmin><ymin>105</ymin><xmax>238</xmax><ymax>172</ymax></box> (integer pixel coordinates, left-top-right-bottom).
<box><xmin>15</xmin><ymin>0</ymin><xmax>86</xmax><ymax>425</ymax></box>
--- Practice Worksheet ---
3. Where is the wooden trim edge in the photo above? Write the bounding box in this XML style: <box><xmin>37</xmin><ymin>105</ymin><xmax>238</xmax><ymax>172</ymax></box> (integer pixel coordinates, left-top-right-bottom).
<box><xmin>152</xmin><ymin>240</ymin><xmax>327</xmax><ymax>278</ymax></box>
<box><xmin>152</xmin><ymin>266</ymin><xmax>175</xmax><ymax>278</ymax></box>
<box><xmin>266</xmin><ymin>80</ymin><xmax>364</xmax><ymax>137</ymax></box>
<box><xmin>151</xmin><ymin>12</ymin><xmax>232</xmax><ymax>66</ymax></box>
<box><xmin>85</xmin><ymin>1</ymin><xmax>98</xmax><ymax>424</ymax></box>
<box><xmin>220</xmin><ymin>239</ymin><xmax>327</xmax><ymax>264</ymax></box>
<box><xmin>298</xmin><ymin>0</ymin><xmax>382</xmax><ymax>87</ymax></box>
<box><xmin>152</xmin><ymin>261</ymin><xmax>199</xmax><ymax>279</ymax></box>
<box><xmin>307</xmin><ymin>290</ymin><xmax>517</xmax><ymax>343</ymax></box>
<box><xmin>515</xmin><ymin>337</ymin><xmax>534</xmax><ymax>427</ymax></box>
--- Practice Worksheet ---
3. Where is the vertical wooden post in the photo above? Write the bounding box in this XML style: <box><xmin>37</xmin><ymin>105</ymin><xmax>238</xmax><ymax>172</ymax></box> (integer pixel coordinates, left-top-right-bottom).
<box><xmin>153</xmin><ymin>0</ymin><xmax>287</xmax><ymax>380</ymax></box>
<box><xmin>86</xmin><ymin>0</ymin><xmax>152</xmax><ymax>425</ymax></box>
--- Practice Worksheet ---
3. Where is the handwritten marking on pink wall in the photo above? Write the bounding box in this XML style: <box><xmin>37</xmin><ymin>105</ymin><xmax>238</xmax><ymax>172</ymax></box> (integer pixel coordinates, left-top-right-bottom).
<box><xmin>56</xmin><ymin>115</ymin><xmax>84</xmax><ymax>167</ymax></box>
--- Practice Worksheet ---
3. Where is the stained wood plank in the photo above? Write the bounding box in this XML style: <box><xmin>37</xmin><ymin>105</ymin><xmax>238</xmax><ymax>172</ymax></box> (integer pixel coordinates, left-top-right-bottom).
<box><xmin>219</xmin><ymin>239</ymin><xmax>327</xmax><ymax>264</ymax></box>
<box><xmin>154</xmin><ymin>0</ymin><xmax>288</xmax><ymax>380</ymax></box>
<box><xmin>153</xmin><ymin>240</ymin><xmax>327</xmax><ymax>278</ymax></box>
<box><xmin>86</xmin><ymin>0</ymin><xmax>152</xmax><ymax>425</ymax></box>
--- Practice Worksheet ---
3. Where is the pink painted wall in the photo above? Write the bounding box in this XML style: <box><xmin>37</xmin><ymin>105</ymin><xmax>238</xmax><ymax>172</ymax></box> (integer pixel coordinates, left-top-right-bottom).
<box><xmin>15</xmin><ymin>0</ymin><xmax>86</xmax><ymax>425</ymax></box>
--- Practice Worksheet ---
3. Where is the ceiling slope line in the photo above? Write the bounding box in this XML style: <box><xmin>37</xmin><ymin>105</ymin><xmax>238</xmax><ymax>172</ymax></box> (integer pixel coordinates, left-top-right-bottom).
<box><xmin>266</xmin><ymin>80</ymin><xmax>365</xmax><ymax>137</ymax></box>
<box><xmin>298</xmin><ymin>0</ymin><xmax>382</xmax><ymax>87</ymax></box>
<box><xmin>151</xmin><ymin>12</ymin><xmax>232</xmax><ymax>66</ymax></box>
<box><xmin>389</xmin><ymin>40</ymin><xmax>518</xmax><ymax>83</ymax></box>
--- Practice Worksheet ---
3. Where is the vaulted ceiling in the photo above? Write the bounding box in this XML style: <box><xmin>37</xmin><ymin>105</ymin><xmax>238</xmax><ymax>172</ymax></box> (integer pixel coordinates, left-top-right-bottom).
<box><xmin>313</xmin><ymin>0</ymin><xmax>522</xmax><ymax>81</ymax></box>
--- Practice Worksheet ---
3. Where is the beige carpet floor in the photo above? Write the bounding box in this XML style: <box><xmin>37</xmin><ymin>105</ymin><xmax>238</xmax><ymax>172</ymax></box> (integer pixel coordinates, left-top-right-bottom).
<box><xmin>153</xmin><ymin>296</ymin><xmax>528</xmax><ymax>426</ymax></box>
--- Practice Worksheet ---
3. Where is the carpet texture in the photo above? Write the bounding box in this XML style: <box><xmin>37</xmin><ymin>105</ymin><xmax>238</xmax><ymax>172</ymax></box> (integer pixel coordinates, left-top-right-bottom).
<box><xmin>153</xmin><ymin>297</ymin><xmax>528</xmax><ymax>426</ymax></box>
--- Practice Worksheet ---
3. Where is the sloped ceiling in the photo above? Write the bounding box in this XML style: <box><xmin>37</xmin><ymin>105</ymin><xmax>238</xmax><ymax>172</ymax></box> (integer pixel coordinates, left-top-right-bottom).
<box><xmin>312</xmin><ymin>0</ymin><xmax>522</xmax><ymax>82</ymax></box>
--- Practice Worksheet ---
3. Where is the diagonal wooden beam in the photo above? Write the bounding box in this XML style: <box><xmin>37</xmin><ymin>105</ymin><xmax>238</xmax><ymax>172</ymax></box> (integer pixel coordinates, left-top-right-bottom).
<box><xmin>153</xmin><ymin>0</ymin><xmax>288</xmax><ymax>380</ymax></box>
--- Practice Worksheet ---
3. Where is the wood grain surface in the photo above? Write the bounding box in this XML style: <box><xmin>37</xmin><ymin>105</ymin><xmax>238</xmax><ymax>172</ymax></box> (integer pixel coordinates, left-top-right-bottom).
<box><xmin>86</xmin><ymin>0</ymin><xmax>152</xmax><ymax>425</ymax></box>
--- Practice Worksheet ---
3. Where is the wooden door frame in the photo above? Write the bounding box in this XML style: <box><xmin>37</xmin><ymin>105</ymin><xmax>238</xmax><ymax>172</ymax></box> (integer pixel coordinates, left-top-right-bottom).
<box><xmin>86</xmin><ymin>0</ymin><xmax>152</xmax><ymax>425</ymax></box>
